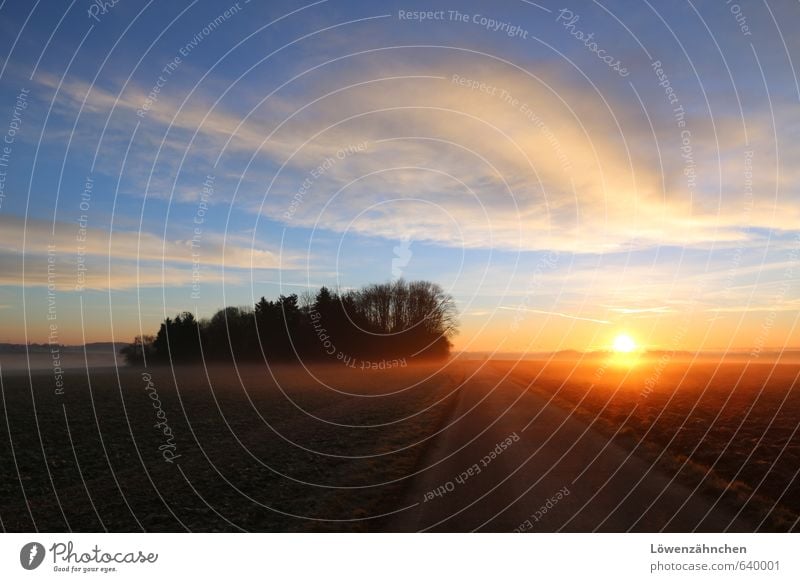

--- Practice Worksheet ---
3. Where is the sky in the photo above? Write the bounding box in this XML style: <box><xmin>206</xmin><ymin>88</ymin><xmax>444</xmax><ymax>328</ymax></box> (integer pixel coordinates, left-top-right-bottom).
<box><xmin>0</xmin><ymin>0</ymin><xmax>798</xmax><ymax>353</ymax></box>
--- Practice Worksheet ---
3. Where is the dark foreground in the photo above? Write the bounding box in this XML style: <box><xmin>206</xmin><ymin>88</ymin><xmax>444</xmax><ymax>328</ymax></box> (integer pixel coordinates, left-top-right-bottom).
<box><xmin>0</xmin><ymin>358</ymin><xmax>797</xmax><ymax>531</ymax></box>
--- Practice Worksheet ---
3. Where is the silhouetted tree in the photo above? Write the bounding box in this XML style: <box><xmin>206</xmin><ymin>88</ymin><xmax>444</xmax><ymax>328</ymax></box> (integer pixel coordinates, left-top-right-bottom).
<box><xmin>123</xmin><ymin>281</ymin><xmax>457</xmax><ymax>365</ymax></box>
<box><xmin>205</xmin><ymin>306</ymin><xmax>256</xmax><ymax>361</ymax></box>
<box><xmin>338</xmin><ymin>280</ymin><xmax>457</xmax><ymax>359</ymax></box>
<box><xmin>120</xmin><ymin>335</ymin><xmax>155</xmax><ymax>365</ymax></box>
<box><xmin>151</xmin><ymin>312</ymin><xmax>203</xmax><ymax>363</ymax></box>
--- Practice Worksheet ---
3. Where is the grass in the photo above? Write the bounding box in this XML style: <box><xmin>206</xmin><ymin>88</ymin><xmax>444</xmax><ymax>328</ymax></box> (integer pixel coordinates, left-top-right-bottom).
<box><xmin>2</xmin><ymin>356</ymin><xmax>797</xmax><ymax>531</ymax></box>
<box><xmin>0</xmin><ymin>362</ymin><xmax>458</xmax><ymax>531</ymax></box>
<box><xmin>494</xmin><ymin>356</ymin><xmax>800</xmax><ymax>531</ymax></box>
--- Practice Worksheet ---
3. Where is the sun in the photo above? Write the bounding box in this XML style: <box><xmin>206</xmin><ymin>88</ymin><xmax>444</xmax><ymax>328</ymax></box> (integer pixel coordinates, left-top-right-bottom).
<box><xmin>612</xmin><ymin>333</ymin><xmax>637</xmax><ymax>353</ymax></box>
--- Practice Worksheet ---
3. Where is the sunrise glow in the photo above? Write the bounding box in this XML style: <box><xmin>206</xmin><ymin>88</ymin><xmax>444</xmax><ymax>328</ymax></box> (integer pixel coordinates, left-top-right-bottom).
<box><xmin>612</xmin><ymin>334</ymin><xmax>637</xmax><ymax>354</ymax></box>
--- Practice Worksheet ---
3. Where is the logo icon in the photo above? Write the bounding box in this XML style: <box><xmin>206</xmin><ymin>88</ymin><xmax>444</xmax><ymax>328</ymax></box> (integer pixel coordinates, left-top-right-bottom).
<box><xmin>391</xmin><ymin>236</ymin><xmax>413</xmax><ymax>281</ymax></box>
<box><xmin>20</xmin><ymin>542</ymin><xmax>45</xmax><ymax>570</ymax></box>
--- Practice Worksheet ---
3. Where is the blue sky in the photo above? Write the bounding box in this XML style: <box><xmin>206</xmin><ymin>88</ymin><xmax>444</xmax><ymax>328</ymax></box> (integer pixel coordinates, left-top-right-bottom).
<box><xmin>0</xmin><ymin>0</ymin><xmax>798</xmax><ymax>351</ymax></box>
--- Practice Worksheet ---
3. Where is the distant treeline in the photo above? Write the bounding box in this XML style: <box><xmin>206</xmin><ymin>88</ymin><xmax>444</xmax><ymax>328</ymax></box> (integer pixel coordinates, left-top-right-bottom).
<box><xmin>0</xmin><ymin>342</ymin><xmax>119</xmax><ymax>354</ymax></box>
<box><xmin>121</xmin><ymin>280</ymin><xmax>458</xmax><ymax>365</ymax></box>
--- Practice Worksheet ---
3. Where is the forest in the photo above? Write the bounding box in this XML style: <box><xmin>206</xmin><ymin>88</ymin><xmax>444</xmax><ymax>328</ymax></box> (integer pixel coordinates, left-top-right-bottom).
<box><xmin>120</xmin><ymin>280</ymin><xmax>458</xmax><ymax>365</ymax></box>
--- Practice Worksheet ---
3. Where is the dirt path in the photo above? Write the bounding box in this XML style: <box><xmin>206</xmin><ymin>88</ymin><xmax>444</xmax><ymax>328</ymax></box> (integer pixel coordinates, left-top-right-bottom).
<box><xmin>391</xmin><ymin>362</ymin><xmax>753</xmax><ymax>532</ymax></box>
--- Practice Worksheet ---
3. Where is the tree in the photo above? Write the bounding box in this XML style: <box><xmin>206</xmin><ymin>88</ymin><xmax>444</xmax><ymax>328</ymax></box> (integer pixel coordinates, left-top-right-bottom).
<box><xmin>205</xmin><ymin>306</ymin><xmax>256</xmax><ymax>361</ymax></box>
<box><xmin>120</xmin><ymin>335</ymin><xmax>155</xmax><ymax>365</ymax></box>
<box><xmin>151</xmin><ymin>312</ymin><xmax>203</xmax><ymax>362</ymax></box>
<box><xmin>338</xmin><ymin>280</ymin><xmax>458</xmax><ymax>359</ymax></box>
<box><xmin>124</xmin><ymin>281</ymin><xmax>458</xmax><ymax>365</ymax></box>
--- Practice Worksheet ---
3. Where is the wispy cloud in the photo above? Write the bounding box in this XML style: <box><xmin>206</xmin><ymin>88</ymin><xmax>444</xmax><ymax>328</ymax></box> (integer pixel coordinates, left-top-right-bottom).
<box><xmin>707</xmin><ymin>301</ymin><xmax>800</xmax><ymax>314</ymax></box>
<box><xmin>498</xmin><ymin>305</ymin><xmax>611</xmax><ymax>325</ymax></box>
<box><xmin>0</xmin><ymin>253</ymin><xmax>230</xmax><ymax>291</ymax></box>
<box><xmin>36</xmin><ymin>59</ymin><xmax>800</xmax><ymax>255</ymax></box>
<box><xmin>0</xmin><ymin>215</ymin><xmax>297</xmax><ymax>290</ymax></box>
<box><xmin>606</xmin><ymin>306</ymin><xmax>676</xmax><ymax>314</ymax></box>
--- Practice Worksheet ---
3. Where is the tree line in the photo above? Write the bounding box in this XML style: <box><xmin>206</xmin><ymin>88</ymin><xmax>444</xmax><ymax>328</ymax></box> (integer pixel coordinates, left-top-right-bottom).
<box><xmin>121</xmin><ymin>280</ymin><xmax>458</xmax><ymax>365</ymax></box>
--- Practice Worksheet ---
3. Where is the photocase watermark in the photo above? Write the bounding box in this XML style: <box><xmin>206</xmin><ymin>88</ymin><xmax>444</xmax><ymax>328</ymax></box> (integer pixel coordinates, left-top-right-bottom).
<box><xmin>0</xmin><ymin>87</ymin><xmax>30</xmax><ymax>212</ymax></box>
<box><xmin>392</xmin><ymin>235</ymin><xmax>412</xmax><ymax>281</ymax></box>
<box><xmin>639</xmin><ymin>281</ymin><xmax>706</xmax><ymax>399</ymax></box>
<box><xmin>87</xmin><ymin>0</ymin><xmax>121</xmax><ymax>23</ymax></box>
<box><xmin>20</xmin><ymin>542</ymin><xmax>46</xmax><ymax>570</ymax></box>
<box><xmin>284</xmin><ymin>141</ymin><xmax>369</xmax><ymax>222</ymax></box>
<box><xmin>75</xmin><ymin>175</ymin><xmax>94</xmax><ymax>292</ymax></box>
<box><xmin>509</xmin><ymin>252</ymin><xmax>560</xmax><ymax>332</ymax></box>
<box><xmin>513</xmin><ymin>486</ymin><xmax>570</xmax><ymax>531</ymax></box>
<box><xmin>448</xmin><ymin>10</ymin><xmax>529</xmax><ymax>39</ymax></box>
<box><xmin>451</xmin><ymin>75</ymin><xmax>572</xmax><ymax>172</ymax></box>
<box><xmin>142</xmin><ymin>372</ymin><xmax>181</xmax><ymax>464</ymax></box>
<box><xmin>556</xmin><ymin>8</ymin><xmax>629</xmax><ymax>77</ymax></box>
<box><xmin>137</xmin><ymin>57</ymin><xmax>180</xmax><ymax>119</ymax></box>
<box><xmin>639</xmin><ymin>332</ymin><xmax>686</xmax><ymax>399</ymax></box>
<box><xmin>423</xmin><ymin>432</ymin><xmax>520</xmax><ymax>502</ymax></box>
<box><xmin>592</xmin><ymin>351</ymin><xmax>616</xmax><ymax>381</ymax></box>
<box><xmin>400</xmin><ymin>9</ymin><xmax>628</xmax><ymax>79</ymax></box>
<box><xmin>307</xmin><ymin>306</ymin><xmax>407</xmax><ymax>370</ymax></box>
<box><xmin>397</xmin><ymin>10</ymin><xmax>530</xmax><ymax>39</ymax></box>
<box><xmin>45</xmin><ymin>245</ymin><xmax>65</xmax><ymax>396</ymax></box>
<box><xmin>720</xmin><ymin>149</ymin><xmax>755</xmax><ymax>298</ymax></box>
<box><xmin>308</xmin><ymin>307</ymin><xmax>337</xmax><ymax>356</ymax></box>
<box><xmin>190</xmin><ymin>174</ymin><xmax>215</xmax><ymax>301</ymax></box>
<box><xmin>725</xmin><ymin>0</ymin><xmax>752</xmax><ymax>37</ymax></box>
<box><xmin>651</xmin><ymin>59</ymin><xmax>696</xmax><ymax>193</ymax></box>
<box><xmin>357</xmin><ymin>357</ymin><xmax>407</xmax><ymax>371</ymax></box>
<box><xmin>137</xmin><ymin>1</ymin><xmax>248</xmax><ymax>118</ymax></box>
<box><xmin>651</xmin><ymin>57</ymin><xmax>700</xmax><ymax>194</ymax></box>
<box><xmin>651</xmin><ymin>59</ymin><xmax>680</xmax><ymax>107</ymax></box>
<box><xmin>46</xmin><ymin>540</ymin><xmax>158</xmax><ymax>574</ymax></box>
<box><xmin>750</xmin><ymin>233</ymin><xmax>800</xmax><ymax>358</ymax></box>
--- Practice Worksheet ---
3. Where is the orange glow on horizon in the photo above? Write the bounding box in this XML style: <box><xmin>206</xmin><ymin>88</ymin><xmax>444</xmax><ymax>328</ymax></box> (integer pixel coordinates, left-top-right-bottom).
<box><xmin>612</xmin><ymin>334</ymin><xmax>637</xmax><ymax>353</ymax></box>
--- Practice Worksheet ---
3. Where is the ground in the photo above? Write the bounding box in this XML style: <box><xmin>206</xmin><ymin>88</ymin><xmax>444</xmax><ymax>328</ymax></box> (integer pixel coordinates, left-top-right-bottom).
<box><xmin>0</xmin><ymin>357</ymin><xmax>797</xmax><ymax>531</ymax></box>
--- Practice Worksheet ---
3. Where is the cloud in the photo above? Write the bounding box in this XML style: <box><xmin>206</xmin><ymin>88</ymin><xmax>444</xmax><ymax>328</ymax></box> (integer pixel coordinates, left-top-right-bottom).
<box><xmin>0</xmin><ymin>215</ymin><xmax>296</xmax><ymax>290</ymax></box>
<box><xmin>0</xmin><ymin>253</ymin><xmax>230</xmax><ymax>291</ymax></box>
<box><xmin>498</xmin><ymin>305</ymin><xmax>611</xmax><ymax>325</ymax></box>
<box><xmin>707</xmin><ymin>300</ymin><xmax>800</xmax><ymax>314</ymax></box>
<box><xmin>36</xmin><ymin>53</ymin><xmax>800</xmax><ymax>256</ymax></box>
<box><xmin>606</xmin><ymin>306</ymin><xmax>676</xmax><ymax>314</ymax></box>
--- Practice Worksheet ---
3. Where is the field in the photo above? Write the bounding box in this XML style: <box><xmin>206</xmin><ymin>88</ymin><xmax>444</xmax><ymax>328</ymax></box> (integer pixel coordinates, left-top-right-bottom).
<box><xmin>0</xmin><ymin>362</ymin><xmax>459</xmax><ymax>531</ymax></box>
<box><xmin>0</xmin><ymin>356</ymin><xmax>798</xmax><ymax>531</ymax></box>
<box><xmin>493</xmin><ymin>356</ymin><xmax>800</xmax><ymax>531</ymax></box>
